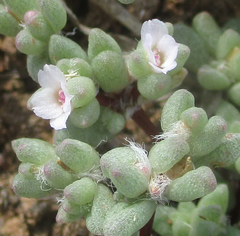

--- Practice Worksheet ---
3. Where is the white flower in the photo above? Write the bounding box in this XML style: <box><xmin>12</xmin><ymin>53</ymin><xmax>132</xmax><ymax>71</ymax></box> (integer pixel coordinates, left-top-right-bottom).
<box><xmin>28</xmin><ymin>64</ymin><xmax>74</xmax><ymax>130</ymax></box>
<box><xmin>141</xmin><ymin>19</ymin><xmax>179</xmax><ymax>74</ymax></box>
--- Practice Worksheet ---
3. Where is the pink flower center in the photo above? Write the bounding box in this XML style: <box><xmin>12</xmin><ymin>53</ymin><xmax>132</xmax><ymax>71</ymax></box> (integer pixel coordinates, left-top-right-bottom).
<box><xmin>153</xmin><ymin>49</ymin><xmax>161</xmax><ymax>67</ymax></box>
<box><xmin>58</xmin><ymin>89</ymin><xmax>65</xmax><ymax>104</ymax></box>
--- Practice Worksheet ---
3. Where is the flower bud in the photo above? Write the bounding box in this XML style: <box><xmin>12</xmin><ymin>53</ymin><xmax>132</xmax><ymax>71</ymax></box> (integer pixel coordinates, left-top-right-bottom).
<box><xmin>149</xmin><ymin>137</ymin><xmax>190</xmax><ymax>174</ymax></box>
<box><xmin>228</xmin><ymin>82</ymin><xmax>240</xmax><ymax>106</ymax></box>
<box><xmin>164</xmin><ymin>166</ymin><xmax>217</xmax><ymax>202</ymax></box>
<box><xmin>12</xmin><ymin>173</ymin><xmax>52</xmax><ymax>198</ymax></box>
<box><xmin>67</xmin><ymin>76</ymin><xmax>96</xmax><ymax>108</ymax></box>
<box><xmin>69</xmin><ymin>98</ymin><xmax>100</xmax><ymax>128</ymax></box>
<box><xmin>56</xmin><ymin>58</ymin><xmax>93</xmax><ymax>78</ymax></box>
<box><xmin>48</xmin><ymin>35</ymin><xmax>88</xmax><ymax>64</ymax></box>
<box><xmin>56</xmin><ymin>139</ymin><xmax>100</xmax><ymax>173</ymax></box>
<box><xmin>192</xmin><ymin>12</ymin><xmax>221</xmax><ymax>56</ymax></box>
<box><xmin>137</xmin><ymin>73</ymin><xmax>172</xmax><ymax>100</ymax></box>
<box><xmin>216</xmin><ymin>29</ymin><xmax>240</xmax><ymax>60</ymax></box>
<box><xmin>24</xmin><ymin>11</ymin><xmax>54</xmax><ymax>42</ymax></box>
<box><xmin>102</xmin><ymin>200</ymin><xmax>156</xmax><ymax>236</ymax></box>
<box><xmin>197</xmin><ymin>65</ymin><xmax>231</xmax><ymax>90</ymax></box>
<box><xmin>61</xmin><ymin>198</ymin><xmax>91</xmax><ymax>216</ymax></box>
<box><xmin>173</xmin><ymin>23</ymin><xmax>210</xmax><ymax>72</ymax></box>
<box><xmin>0</xmin><ymin>4</ymin><xmax>21</xmax><ymax>36</ymax></box>
<box><xmin>15</xmin><ymin>29</ymin><xmax>46</xmax><ymax>55</ymax></box>
<box><xmin>188</xmin><ymin>116</ymin><xmax>227</xmax><ymax>157</ymax></box>
<box><xmin>39</xmin><ymin>0</ymin><xmax>67</xmax><ymax>33</ymax></box>
<box><xmin>180</xmin><ymin>107</ymin><xmax>208</xmax><ymax>134</ymax></box>
<box><xmin>161</xmin><ymin>89</ymin><xmax>195</xmax><ymax>132</ymax></box>
<box><xmin>12</xmin><ymin>138</ymin><xmax>56</xmax><ymax>165</ymax></box>
<box><xmin>86</xmin><ymin>184</ymin><xmax>115</xmax><ymax>235</ymax></box>
<box><xmin>91</xmin><ymin>50</ymin><xmax>129</xmax><ymax>93</ymax></box>
<box><xmin>197</xmin><ymin>184</ymin><xmax>229</xmax><ymax>214</ymax></box>
<box><xmin>56</xmin><ymin>206</ymin><xmax>81</xmax><ymax>223</ymax></box>
<box><xmin>101</xmin><ymin>146</ymin><xmax>151</xmax><ymax>198</ymax></box>
<box><xmin>4</xmin><ymin>0</ymin><xmax>38</xmax><ymax>21</ymax></box>
<box><xmin>43</xmin><ymin>158</ymin><xmax>76</xmax><ymax>189</ymax></box>
<box><xmin>64</xmin><ymin>177</ymin><xmax>97</xmax><ymax>205</ymax></box>
<box><xmin>88</xmin><ymin>28</ymin><xmax>121</xmax><ymax>61</ymax></box>
<box><xmin>195</xmin><ymin>133</ymin><xmax>240</xmax><ymax>168</ymax></box>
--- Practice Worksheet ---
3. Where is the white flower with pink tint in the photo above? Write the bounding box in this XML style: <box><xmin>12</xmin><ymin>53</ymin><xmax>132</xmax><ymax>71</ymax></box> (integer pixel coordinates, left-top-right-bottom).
<box><xmin>141</xmin><ymin>19</ymin><xmax>179</xmax><ymax>74</ymax></box>
<box><xmin>28</xmin><ymin>64</ymin><xmax>74</xmax><ymax>130</ymax></box>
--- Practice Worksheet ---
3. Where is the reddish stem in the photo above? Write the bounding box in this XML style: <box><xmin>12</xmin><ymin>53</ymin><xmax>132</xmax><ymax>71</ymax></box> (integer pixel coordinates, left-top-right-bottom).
<box><xmin>96</xmin><ymin>93</ymin><xmax>119</xmax><ymax>111</ymax></box>
<box><xmin>132</xmin><ymin>108</ymin><xmax>160</xmax><ymax>138</ymax></box>
<box><xmin>96</xmin><ymin>83</ymin><xmax>160</xmax><ymax>139</ymax></box>
<box><xmin>139</xmin><ymin>213</ymin><xmax>155</xmax><ymax>236</ymax></box>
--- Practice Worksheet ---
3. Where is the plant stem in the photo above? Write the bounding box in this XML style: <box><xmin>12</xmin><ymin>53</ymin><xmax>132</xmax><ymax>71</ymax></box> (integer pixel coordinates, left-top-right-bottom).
<box><xmin>132</xmin><ymin>108</ymin><xmax>160</xmax><ymax>138</ymax></box>
<box><xmin>139</xmin><ymin>213</ymin><xmax>155</xmax><ymax>236</ymax></box>
<box><xmin>96</xmin><ymin>89</ymin><xmax>160</xmax><ymax>139</ymax></box>
<box><xmin>90</xmin><ymin>0</ymin><xmax>142</xmax><ymax>36</ymax></box>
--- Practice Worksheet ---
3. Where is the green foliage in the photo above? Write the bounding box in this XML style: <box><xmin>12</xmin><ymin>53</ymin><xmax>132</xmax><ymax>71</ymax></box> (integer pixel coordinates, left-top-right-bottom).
<box><xmin>24</xmin><ymin>11</ymin><xmax>54</xmax><ymax>42</ymax></box>
<box><xmin>153</xmin><ymin>184</ymin><xmax>234</xmax><ymax>236</ymax></box>
<box><xmin>55</xmin><ymin>139</ymin><xmax>100</xmax><ymax>173</ymax></box>
<box><xmin>3</xmin><ymin>2</ymin><xmax>240</xmax><ymax>235</ymax></box>
<box><xmin>0</xmin><ymin>4</ymin><xmax>21</xmax><ymax>36</ymax></box>
<box><xmin>91</xmin><ymin>50</ymin><xmax>129</xmax><ymax>93</ymax></box>
<box><xmin>101</xmin><ymin>146</ymin><xmax>151</xmax><ymax>198</ymax></box>
<box><xmin>69</xmin><ymin>98</ymin><xmax>100</xmax><ymax>128</ymax></box>
<box><xmin>3</xmin><ymin>0</ymin><xmax>39</xmax><ymax>21</ymax></box>
<box><xmin>88</xmin><ymin>28</ymin><xmax>122</xmax><ymax>61</ymax></box>
<box><xmin>48</xmin><ymin>34</ymin><xmax>88</xmax><ymax>64</ymax></box>
<box><xmin>15</xmin><ymin>28</ymin><xmax>46</xmax><ymax>55</ymax></box>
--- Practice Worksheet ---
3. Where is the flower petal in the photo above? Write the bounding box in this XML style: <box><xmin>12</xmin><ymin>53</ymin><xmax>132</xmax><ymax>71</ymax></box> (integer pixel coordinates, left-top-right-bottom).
<box><xmin>50</xmin><ymin>112</ymin><xmax>69</xmax><ymax>130</ymax></box>
<box><xmin>157</xmin><ymin>34</ymin><xmax>179</xmax><ymax>69</ymax></box>
<box><xmin>141</xmin><ymin>19</ymin><xmax>168</xmax><ymax>47</ymax></box>
<box><xmin>161</xmin><ymin>61</ymin><xmax>177</xmax><ymax>74</ymax></box>
<box><xmin>148</xmin><ymin>62</ymin><xmax>166</xmax><ymax>74</ymax></box>
<box><xmin>60</xmin><ymin>83</ymin><xmax>74</xmax><ymax>113</ymax></box>
<box><xmin>143</xmin><ymin>33</ymin><xmax>156</xmax><ymax>65</ymax></box>
<box><xmin>38</xmin><ymin>64</ymin><xmax>66</xmax><ymax>89</ymax></box>
<box><xmin>30</xmin><ymin>88</ymin><xmax>63</xmax><ymax>119</ymax></box>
